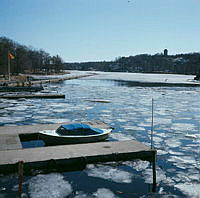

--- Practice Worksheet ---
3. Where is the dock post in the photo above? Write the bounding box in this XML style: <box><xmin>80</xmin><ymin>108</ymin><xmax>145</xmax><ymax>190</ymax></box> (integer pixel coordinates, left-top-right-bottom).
<box><xmin>18</xmin><ymin>161</ymin><xmax>24</xmax><ymax>198</ymax></box>
<box><xmin>151</xmin><ymin>98</ymin><xmax>154</xmax><ymax>149</ymax></box>
<box><xmin>152</xmin><ymin>152</ymin><xmax>156</xmax><ymax>193</ymax></box>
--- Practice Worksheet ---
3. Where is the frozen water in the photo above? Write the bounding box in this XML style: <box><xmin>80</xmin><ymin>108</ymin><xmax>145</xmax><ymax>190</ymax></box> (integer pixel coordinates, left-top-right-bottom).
<box><xmin>1</xmin><ymin>74</ymin><xmax>200</xmax><ymax>197</ymax></box>
<box><xmin>28</xmin><ymin>173</ymin><xmax>72</xmax><ymax>198</ymax></box>
<box><xmin>123</xmin><ymin>125</ymin><xmax>145</xmax><ymax>131</ymax></box>
<box><xmin>168</xmin><ymin>155</ymin><xmax>196</xmax><ymax>165</ymax></box>
<box><xmin>123</xmin><ymin>160</ymin><xmax>150</xmax><ymax>171</ymax></box>
<box><xmin>74</xmin><ymin>191</ymin><xmax>93</xmax><ymax>198</ymax></box>
<box><xmin>143</xmin><ymin>167</ymin><xmax>175</xmax><ymax>186</ymax></box>
<box><xmin>157</xmin><ymin>149</ymin><xmax>168</xmax><ymax>155</ymax></box>
<box><xmin>175</xmin><ymin>183</ymin><xmax>200</xmax><ymax>198</ymax></box>
<box><xmin>93</xmin><ymin>188</ymin><xmax>117</xmax><ymax>198</ymax></box>
<box><xmin>39</xmin><ymin>118</ymin><xmax>71</xmax><ymax>123</ymax></box>
<box><xmin>87</xmin><ymin>164</ymin><xmax>133</xmax><ymax>183</ymax></box>
<box><xmin>165</xmin><ymin>138</ymin><xmax>182</xmax><ymax>148</ymax></box>
<box><xmin>110</xmin><ymin>133</ymin><xmax>134</xmax><ymax>141</ymax></box>
<box><xmin>171</xmin><ymin>123</ymin><xmax>196</xmax><ymax>132</ymax></box>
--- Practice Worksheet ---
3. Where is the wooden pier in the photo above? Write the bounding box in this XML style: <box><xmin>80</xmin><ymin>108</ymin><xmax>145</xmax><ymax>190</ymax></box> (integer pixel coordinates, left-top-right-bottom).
<box><xmin>0</xmin><ymin>86</ymin><xmax>43</xmax><ymax>92</ymax></box>
<box><xmin>0</xmin><ymin>123</ymin><xmax>156</xmax><ymax>175</ymax></box>
<box><xmin>0</xmin><ymin>94</ymin><xmax>65</xmax><ymax>99</ymax></box>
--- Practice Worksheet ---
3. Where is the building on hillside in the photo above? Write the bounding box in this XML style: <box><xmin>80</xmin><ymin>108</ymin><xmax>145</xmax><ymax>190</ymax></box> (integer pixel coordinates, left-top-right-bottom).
<box><xmin>164</xmin><ymin>49</ymin><xmax>168</xmax><ymax>56</ymax></box>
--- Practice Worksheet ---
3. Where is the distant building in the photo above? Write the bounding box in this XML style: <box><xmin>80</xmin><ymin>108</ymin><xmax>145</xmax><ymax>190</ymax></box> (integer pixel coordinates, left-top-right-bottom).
<box><xmin>164</xmin><ymin>49</ymin><xmax>168</xmax><ymax>56</ymax></box>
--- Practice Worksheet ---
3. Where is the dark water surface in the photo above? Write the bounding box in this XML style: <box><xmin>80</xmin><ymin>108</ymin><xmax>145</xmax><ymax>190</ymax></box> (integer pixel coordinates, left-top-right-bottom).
<box><xmin>0</xmin><ymin>79</ymin><xmax>200</xmax><ymax>197</ymax></box>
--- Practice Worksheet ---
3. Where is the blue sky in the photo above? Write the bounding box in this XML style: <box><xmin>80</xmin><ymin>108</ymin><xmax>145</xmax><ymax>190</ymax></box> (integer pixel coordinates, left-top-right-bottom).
<box><xmin>0</xmin><ymin>0</ymin><xmax>200</xmax><ymax>62</ymax></box>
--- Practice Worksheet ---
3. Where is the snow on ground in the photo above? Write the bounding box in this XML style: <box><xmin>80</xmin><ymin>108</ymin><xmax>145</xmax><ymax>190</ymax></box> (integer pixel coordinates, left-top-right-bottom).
<box><xmin>83</xmin><ymin>71</ymin><xmax>198</xmax><ymax>85</ymax></box>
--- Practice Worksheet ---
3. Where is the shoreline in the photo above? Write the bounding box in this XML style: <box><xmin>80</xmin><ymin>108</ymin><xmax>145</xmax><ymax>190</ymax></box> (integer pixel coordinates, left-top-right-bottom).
<box><xmin>1</xmin><ymin>71</ymin><xmax>200</xmax><ymax>88</ymax></box>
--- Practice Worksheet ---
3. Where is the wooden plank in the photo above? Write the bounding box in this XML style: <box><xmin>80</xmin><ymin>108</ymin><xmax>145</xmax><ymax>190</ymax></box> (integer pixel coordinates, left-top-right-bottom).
<box><xmin>0</xmin><ymin>94</ymin><xmax>65</xmax><ymax>99</ymax></box>
<box><xmin>0</xmin><ymin>140</ymin><xmax>155</xmax><ymax>173</ymax></box>
<box><xmin>0</xmin><ymin>135</ymin><xmax>22</xmax><ymax>151</ymax></box>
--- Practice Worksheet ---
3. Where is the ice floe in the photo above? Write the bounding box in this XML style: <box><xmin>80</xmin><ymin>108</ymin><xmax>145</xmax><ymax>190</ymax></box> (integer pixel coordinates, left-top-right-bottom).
<box><xmin>123</xmin><ymin>125</ymin><xmax>146</xmax><ymax>131</ymax></box>
<box><xmin>175</xmin><ymin>183</ymin><xmax>200</xmax><ymax>198</ymax></box>
<box><xmin>86</xmin><ymin>164</ymin><xmax>133</xmax><ymax>183</ymax></box>
<box><xmin>93</xmin><ymin>188</ymin><xmax>118</xmax><ymax>198</ymax></box>
<box><xmin>28</xmin><ymin>173</ymin><xmax>72</xmax><ymax>198</ymax></box>
<box><xmin>123</xmin><ymin>160</ymin><xmax>150</xmax><ymax>171</ymax></box>
<box><xmin>171</xmin><ymin>123</ymin><xmax>196</xmax><ymax>132</ymax></box>
<box><xmin>165</xmin><ymin>138</ymin><xmax>182</xmax><ymax>148</ymax></box>
<box><xmin>110</xmin><ymin>133</ymin><xmax>134</xmax><ymax>141</ymax></box>
<box><xmin>143</xmin><ymin>167</ymin><xmax>174</xmax><ymax>186</ymax></box>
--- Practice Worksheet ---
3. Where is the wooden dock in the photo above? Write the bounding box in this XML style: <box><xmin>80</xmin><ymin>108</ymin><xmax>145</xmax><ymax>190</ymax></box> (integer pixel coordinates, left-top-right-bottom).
<box><xmin>0</xmin><ymin>94</ymin><xmax>65</xmax><ymax>99</ymax></box>
<box><xmin>0</xmin><ymin>123</ymin><xmax>156</xmax><ymax>174</ymax></box>
<box><xmin>0</xmin><ymin>86</ymin><xmax>43</xmax><ymax>92</ymax></box>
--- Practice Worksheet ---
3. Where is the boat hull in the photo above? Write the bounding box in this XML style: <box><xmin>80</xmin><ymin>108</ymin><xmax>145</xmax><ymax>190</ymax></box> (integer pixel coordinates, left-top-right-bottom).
<box><xmin>38</xmin><ymin>129</ymin><xmax>111</xmax><ymax>145</ymax></box>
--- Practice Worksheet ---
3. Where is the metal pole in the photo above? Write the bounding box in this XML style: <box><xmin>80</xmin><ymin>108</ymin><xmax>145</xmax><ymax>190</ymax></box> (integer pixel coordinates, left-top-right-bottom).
<box><xmin>8</xmin><ymin>52</ymin><xmax>11</xmax><ymax>81</ymax></box>
<box><xmin>151</xmin><ymin>98</ymin><xmax>154</xmax><ymax>149</ymax></box>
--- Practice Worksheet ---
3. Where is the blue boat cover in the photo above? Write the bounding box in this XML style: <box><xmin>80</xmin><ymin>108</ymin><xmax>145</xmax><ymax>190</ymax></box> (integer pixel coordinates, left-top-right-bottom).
<box><xmin>56</xmin><ymin>123</ymin><xmax>103</xmax><ymax>135</ymax></box>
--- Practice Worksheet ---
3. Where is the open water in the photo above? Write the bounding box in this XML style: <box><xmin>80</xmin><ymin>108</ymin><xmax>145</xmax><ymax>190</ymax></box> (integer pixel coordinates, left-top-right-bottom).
<box><xmin>0</xmin><ymin>78</ymin><xmax>200</xmax><ymax>197</ymax></box>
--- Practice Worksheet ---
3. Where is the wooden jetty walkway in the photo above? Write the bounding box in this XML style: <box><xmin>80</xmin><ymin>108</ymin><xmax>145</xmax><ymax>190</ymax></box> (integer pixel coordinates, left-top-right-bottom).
<box><xmin>0</xmin><ymin>123</ymin><xmax>156</xmax><ymax>175</ymax></box>
<box><xmin>0</xmin><ymin>86</ymin><xmax>43</xmax><ymax>92</ymax></box>
<box><xmin>0</xmin><ymin>94</ymin><xmax>65</xmax><ymax>99</ymax></box>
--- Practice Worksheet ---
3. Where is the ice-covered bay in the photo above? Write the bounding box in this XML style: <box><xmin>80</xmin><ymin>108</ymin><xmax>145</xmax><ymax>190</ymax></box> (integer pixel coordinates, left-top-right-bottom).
<box><xmin>1</xmin><ymin>72</ymin><xmax>200</xmax><ymax>197</ymax></box>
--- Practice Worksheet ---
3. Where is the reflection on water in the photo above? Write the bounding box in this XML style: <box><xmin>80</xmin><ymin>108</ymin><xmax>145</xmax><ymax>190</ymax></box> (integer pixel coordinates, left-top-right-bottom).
<box><xmin>0</xmin><ymin>79</ymin><xmax>200</xmax><ymax>197</ymax></box>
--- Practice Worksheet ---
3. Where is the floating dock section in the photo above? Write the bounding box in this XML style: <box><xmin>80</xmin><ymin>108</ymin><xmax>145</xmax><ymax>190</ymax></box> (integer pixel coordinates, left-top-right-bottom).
<box><xmin>0</xmin><ymin>123</ymin><xmax>156</xmax><ymax>175</ymax></box>
<box><xmin>0</xmin><ymin>86</ymin><xmax>43</xmax><ymax>92</ymax></box>
<box><xmin>0</xmin><ymin>94</ymin><xmax>65</xmax><ymax>99</ymax></box>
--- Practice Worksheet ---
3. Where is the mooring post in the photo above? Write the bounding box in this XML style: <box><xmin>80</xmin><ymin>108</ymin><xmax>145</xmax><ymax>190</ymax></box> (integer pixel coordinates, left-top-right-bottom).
<box><xmin>18</xmin><ymin>161</ymin><xmax>24</xmax><ymax>198</ymax></box>
<box><xmin>152</xmin><ymin>151</ymin><xmax>156</xmax><ymax>193</ymax></box>
<box><xmin>151</xmin><ymin>98</ymin><xmax>154</xmax><ymax>149</ymax></box>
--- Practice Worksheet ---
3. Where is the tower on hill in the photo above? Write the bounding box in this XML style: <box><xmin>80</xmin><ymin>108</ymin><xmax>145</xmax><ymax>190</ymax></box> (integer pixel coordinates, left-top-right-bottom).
<box><xmin>164</xmin><ymin>49</ymin><xmax>168</xmax><ymax>56</ymax></box>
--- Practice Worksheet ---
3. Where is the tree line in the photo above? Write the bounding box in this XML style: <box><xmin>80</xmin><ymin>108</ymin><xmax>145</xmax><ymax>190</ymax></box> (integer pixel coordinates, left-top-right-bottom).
<box><xmin>64</xmin><ymin>53</ymin><xmax>200</xmax><ymax>75</ymax></box>
<box><xmin>0</xmin><ymin>37</ymin><xmax>64</xmax><ymax>75</ymax></box>
<box><xmin>1</xmin><ymin>37</ymin><xmax>200</xmax><ymax>75</ymax></box>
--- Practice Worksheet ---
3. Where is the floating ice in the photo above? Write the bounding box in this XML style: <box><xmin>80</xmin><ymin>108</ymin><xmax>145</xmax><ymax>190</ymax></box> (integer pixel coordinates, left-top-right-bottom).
<box><xmin>165</xmin><ymin>138</ymin><xmax>182</xmax><ymax>148</ymax></box>
<box><xmin>39</xmin><ymin>118</ymin><xmax>71</xmax><ymax>123</ymax></box>
<box><xmin>93</xmin><ymin>188</ymin><xmax>117</xmax><ymax>198</ymax></box>
<box><xmin>0</xmin><ymin>117</ymin><xmax>15</xmax><ymax>123</ymax></box>
<box><xmin>168</xmin><ymin>150</ymin><xmax>184</xmax><ymax>156</ymax></box>
<box><xmin>168</xmin><ymin>155</ymin><xmax>196</xmax><ymax>165</ymax></box>
<box><xmin>9</xmin><ymin>105</ymin><xmax>28</xmax><ymax>111</ymax></box>
<box><xmin>87</xmin><ymin>164</ymin><xmax>133</xmax><ymax>183</ymax></box>
<box><xmin>124</xmin><ymin>160</ymin><xmax>150</xmax><ymax>171</ymax></box>
<box><xmin>152</xmin><ymin>136</ymin><xmax>163</xmax><ymax>144</ymax></box>
<box><xmin>28</xmin><ymin>173</ymin><xmax>72</xmax><ymax>198</ymax></box>
<box><xmin>74</xmin><ymin>191</ymin><xmax>92</xmax><ymax>198</ymax></box>
<box><xmin>124</xmin><ymin>125</ymin><xmax>145</xmax><ymax>131</ymax></box>
<box><xmin>175</xmin><ymin>183</ymin><xmax>200</xmax><ymax>198</ymax></box>
<box><xmin>101</xmin><ymin>110</ymin><xmax>112</xmax><ymax>113</ymax></box>
<box><xmin>142</xmin><ymin>167</ymin><xmax>173</xmax><ymax>185</ymax></box>
<box><xmin>157</xmin><ymin>149</ymin><xmax>168</xmax><ymax>155</ymax></box>
<box><xmin>145</xmin><ymin>117</ymin><xmax>171</xmax><ymax>126</ymax></box>
<box><xmin>0</xmin><ymin>116</ymin><xmax>24</xmax><ymax>123</ymax></box>
<box><xmin>184</xmin><ymin>134</ymin><xmax>198</xmax><ymax>139</ymax></box>
<box><xmin>116</xmin><ymin>118</ymin><xmax>127</xmax><ymax>123</ymax></box>
<box><xmin>110</xmin><ymin>133</ymin><xmax>134</xmax><ymax>141</ymax></box>
<box><xmin>171</xmin><ymin>123</ymin><xmax>196</xmax><ymax>132</ymax></box>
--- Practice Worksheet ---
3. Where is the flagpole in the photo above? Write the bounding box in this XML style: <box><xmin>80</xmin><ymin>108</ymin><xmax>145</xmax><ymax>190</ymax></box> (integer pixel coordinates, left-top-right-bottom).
<box><xmin>8</xmin><ymin>51</ymin><xmax>11</xmax><ymax>81</ymax></box>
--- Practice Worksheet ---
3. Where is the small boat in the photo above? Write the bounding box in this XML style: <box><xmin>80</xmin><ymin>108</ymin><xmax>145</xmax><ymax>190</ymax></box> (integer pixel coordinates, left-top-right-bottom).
<box><xmin>38</xmin><ymin>123</ymin><xmax>112</xmax><ymax>145</ymax></box>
